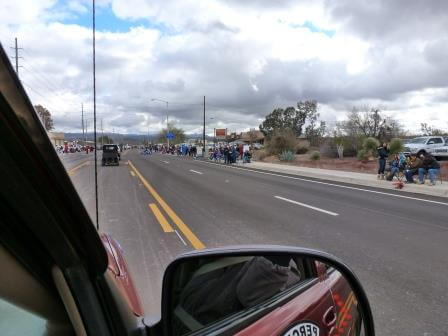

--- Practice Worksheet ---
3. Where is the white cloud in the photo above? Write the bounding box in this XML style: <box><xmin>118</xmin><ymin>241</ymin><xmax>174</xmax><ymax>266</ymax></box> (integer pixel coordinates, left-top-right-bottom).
<box><xmin>0</xmin><ymin>0</ymin><xmax>447</xmax><ymax>135</ymax></box>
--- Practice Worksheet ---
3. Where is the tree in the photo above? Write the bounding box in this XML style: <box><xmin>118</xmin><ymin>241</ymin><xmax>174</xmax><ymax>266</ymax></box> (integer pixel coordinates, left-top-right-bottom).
<box><xmin>267</xmin><ymin>129</ymin><xmax>297</xmax><ymax>155</ymax></box>
<box><xmin>156</xmin><ymin>124</ymin><xmax>186</xmax><ymax>145</ymax></box>
<box><xmin>339</xmin><ymin>106</ymin><xmax>404</xmax><ymax>142</ymax></box>
<box><xmin>259</xmin><ymin>100</ymin><xmax>318</xmax><ymax>138</ymax></box>
<box><xmin>305</xmin><ymin>114</ymin><xmax>326</xmax><ymax>146</ymax></box>
<box><xmin>34</xmin><ymin>105</ymin><xmax>54</xmax><ymax>131</ymax></box>
<box><xmin>420</xmin><ymin>123</ymin><xmax>447</xmax><ymax>136</ymax></box>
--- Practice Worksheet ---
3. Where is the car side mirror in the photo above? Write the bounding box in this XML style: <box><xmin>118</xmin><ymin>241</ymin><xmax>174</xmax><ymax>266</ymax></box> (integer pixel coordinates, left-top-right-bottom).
<box><xmin>427</xmin><ymin>141</ymin><xmax>435</xmax><ymax>145</ymax></box>
<box><xmin>156</xmin><ymin>246</ymin><xmax>375</xmax><ymax>336</ymax></box>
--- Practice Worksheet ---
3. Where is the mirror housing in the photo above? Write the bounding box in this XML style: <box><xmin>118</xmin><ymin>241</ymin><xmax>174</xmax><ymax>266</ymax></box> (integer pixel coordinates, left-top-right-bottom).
<box><xmin>158</xmin><ymin>246</ymin><xmax>375</xmax><ymax>336</ymax></box>
<box><xmin>427</xmin><ymin>141</ymin><xmax>435</xmax><ymax>145</ymax></box>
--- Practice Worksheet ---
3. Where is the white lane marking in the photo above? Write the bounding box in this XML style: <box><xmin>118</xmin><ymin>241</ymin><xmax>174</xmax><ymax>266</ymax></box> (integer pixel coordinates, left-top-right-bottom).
<box><xmin>174</xmin><ymin>230</ymin><xmax>187</xmax><ymax>246</ymax></box>
<box><xmin>197</xmin><ymin>161</ymin><xmax>448</xmax><ymax>206</ymax></box>
<box><xmin>189</xmin><ymin>169</ymin><xmax>203</xmax><ymax>175</ymax></box>
<box><xmin>162</xmin><ymin>160</ymin><xmax>169</xmax><ymax>164</ymax></box>
<box><xmin>275</xmin><ymin>196</ymin><xmax>339</xmax><ymax>216</ymax></box>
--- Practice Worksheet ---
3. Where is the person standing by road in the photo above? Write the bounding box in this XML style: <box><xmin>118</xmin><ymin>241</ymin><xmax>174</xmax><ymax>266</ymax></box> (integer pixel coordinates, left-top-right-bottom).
<box><xmin>231</xmin><ymin>146</ymin><xmax>237</xmax><ymax>164</ymax></box>
<box><xmin>377</xmin><ymin>143</ymin><xmax>389</xmax><ymax>180</ymax></box>
<box><xmin>224</xmin><ymin>146</ymin><xmax>229</xmax><ymax>164</ymax></box>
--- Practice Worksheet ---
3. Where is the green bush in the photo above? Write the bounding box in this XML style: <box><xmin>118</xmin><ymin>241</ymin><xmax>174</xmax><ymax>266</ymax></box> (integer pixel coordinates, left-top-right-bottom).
<box><xmin>362</xmin><ymin>137</ymin><xmax>379</xmax><ymax>155</ymax></box>
<box><xmin>389</xmin><ymin>138</ymin><xmax>404</xmax><ymax>154</ymax></box>
<box><xmin>357</xmin><ymin>148</ymin><xmax>368</xmax><ymax>161</ymax></box>
<box><xmin>296</xmin><ymin>146</ymin><xmax>308</xmax><ymax>154</ymax></box>
<box><xmin>267</xmin><ymin>129</ymin><xmax>297</xmax><ymax>155</ymax></box>
<box><xmin>278</xmin><ymin>150</ymin><xmax>295</xmax><ymax>162</ymax></box>
<box><xmin>309</xmin><ymin>151</ymin><xmax>321</xmax><ymax>161</ymax></box>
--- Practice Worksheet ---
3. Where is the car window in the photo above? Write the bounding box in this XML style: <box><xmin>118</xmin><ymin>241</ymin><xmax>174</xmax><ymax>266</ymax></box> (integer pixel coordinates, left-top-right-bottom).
<box><xmin>0</xmin><ymin>298</ymin><xmax>46</xmax><ymax>336</ymax></box>
<box><xmin>429</xmin><ymin>138</ymin><xmax>443</xmax><ymax>144</ymax></box>
<box><xmin>103</xmin><ymin>145</ymin><xmax>117</xmax><ymax>152</ymax></box>
<box><xmin>407</xmin><ymin>137</ymin><xmax>428</xmax><ymax>144</ymax></box>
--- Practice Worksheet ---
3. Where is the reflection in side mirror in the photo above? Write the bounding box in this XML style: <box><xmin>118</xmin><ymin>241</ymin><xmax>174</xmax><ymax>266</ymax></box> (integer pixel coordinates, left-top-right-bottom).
<box><xmin>161</xmin><ymin>248</ymin><xmax>374</xmax><ymax>336</ymax></box>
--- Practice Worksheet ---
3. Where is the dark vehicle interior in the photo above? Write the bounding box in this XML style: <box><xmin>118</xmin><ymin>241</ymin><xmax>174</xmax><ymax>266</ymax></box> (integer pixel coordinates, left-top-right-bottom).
<box><xmin>169</xmin><ymin>255</ymin><xmax>315</xmax><ymax>335</ymax></box>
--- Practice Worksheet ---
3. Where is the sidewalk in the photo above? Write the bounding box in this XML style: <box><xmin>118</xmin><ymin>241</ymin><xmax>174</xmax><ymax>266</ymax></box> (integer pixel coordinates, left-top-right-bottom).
<box><xmin>243</xmin><ymin>161</ymin><xmax>448</xmax><ymax>198</ymax></box>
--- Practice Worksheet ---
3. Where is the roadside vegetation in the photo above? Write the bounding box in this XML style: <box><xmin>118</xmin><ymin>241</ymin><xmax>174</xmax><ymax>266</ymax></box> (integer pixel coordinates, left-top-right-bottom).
<box><xmin>256</xmin><ymin>100</ymin><xmax>447</xmax><ymax>173</ymax></box>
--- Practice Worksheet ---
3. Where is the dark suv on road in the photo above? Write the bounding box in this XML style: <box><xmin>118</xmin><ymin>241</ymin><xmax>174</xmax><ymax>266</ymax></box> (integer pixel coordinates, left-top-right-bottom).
<box><xmin>102</xmin><ymin>144</ymin><xmax>120</xmax><ymax>166</ymax></box>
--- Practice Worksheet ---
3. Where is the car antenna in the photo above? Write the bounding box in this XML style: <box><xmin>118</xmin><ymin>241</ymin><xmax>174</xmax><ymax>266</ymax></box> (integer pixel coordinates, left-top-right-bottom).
<box><xmin>92</xmin><ymin>0</ymin><xmax>99</xmax><ymax>231</ymax></box>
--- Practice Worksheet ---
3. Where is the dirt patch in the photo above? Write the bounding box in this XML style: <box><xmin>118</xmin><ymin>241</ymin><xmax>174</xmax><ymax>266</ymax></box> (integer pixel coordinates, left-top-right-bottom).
<box><xmin>259</xmin><ymin>155</ymin><xmax>448</xmax><ymax>181</ymax></box>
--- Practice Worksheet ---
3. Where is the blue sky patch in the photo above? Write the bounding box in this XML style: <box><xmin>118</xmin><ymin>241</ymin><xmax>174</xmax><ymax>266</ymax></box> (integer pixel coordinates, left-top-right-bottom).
<box><xmin>294</xmin><ymin>21</ymin><xmax>335</xmax><ymax>37</ymax></box>
<box><xmin>57</xmin><ymin>1</ymin><xmax>169</xmax><ymax>34</ymax></box>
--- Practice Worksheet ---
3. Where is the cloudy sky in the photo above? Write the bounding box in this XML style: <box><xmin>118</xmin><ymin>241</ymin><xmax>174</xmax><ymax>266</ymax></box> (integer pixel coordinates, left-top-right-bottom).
<box><xmin>1</xmin><ymin>0</ymin><xmax>447</xmax><ymax>135</ymax></box>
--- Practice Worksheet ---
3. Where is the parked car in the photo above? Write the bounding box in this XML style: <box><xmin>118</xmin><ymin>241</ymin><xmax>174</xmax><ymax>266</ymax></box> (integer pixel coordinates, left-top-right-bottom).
<box><xmin>431</xmin><ymin>137</ymin><xmax>448</xmax><ymax>160</ymax></box>
<box><xmin>403</xmin><ymin>136</ymin><xmax>446</xmax><ymax>157</ymax></box>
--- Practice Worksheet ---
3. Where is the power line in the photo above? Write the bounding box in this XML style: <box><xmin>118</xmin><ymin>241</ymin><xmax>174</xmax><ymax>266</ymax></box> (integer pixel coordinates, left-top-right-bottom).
<box><xmin>21</xmin><ymin>59</ymin><xmax>61</xmax><ymax>93</ymax></box>
<box><xmin>21</xmin><ymin>66</ymin><xmax>63</xmax><ymax>98</ymax></box>
<box><xmin>21</xmin><ymin>49</ymin><xmax>64</xmax><ymax>92</ymax></box>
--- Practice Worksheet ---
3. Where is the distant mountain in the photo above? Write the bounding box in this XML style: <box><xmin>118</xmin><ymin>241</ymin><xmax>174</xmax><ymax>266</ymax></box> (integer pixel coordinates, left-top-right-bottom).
<box><xmin>63</xmin><ymin>132</ymin><xmax>214</xmax><ymax>144</ymax></box>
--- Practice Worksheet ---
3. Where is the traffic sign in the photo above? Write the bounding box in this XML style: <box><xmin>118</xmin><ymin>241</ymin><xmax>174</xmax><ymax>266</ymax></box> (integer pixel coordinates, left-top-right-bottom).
<box><xmin>166</xmin><ymin>132</ymin><xmax>175</xmax><ymax>139</ymax></box>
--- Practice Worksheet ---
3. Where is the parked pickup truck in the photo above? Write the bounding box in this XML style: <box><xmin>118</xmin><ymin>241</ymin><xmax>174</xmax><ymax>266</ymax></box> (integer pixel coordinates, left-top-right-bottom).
<box><xmin>403</xmin><ymin>136</ymin><xmax>448</xmax><ymax>159</ymax></box>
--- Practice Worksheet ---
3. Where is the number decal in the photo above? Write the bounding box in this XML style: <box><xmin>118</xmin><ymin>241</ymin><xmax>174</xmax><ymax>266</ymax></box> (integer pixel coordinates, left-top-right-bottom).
<box><xmin>283</xmin><ymin>322</ymin><xmax>320</xmax><ymax>336</ymax></box>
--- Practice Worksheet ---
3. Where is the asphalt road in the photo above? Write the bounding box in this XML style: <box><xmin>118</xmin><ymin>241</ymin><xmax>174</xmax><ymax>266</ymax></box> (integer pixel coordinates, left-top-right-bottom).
<box><xmin>64</xmin><ymin>150</ymin><xmax>448</xmax><ymax>336</ymax></box>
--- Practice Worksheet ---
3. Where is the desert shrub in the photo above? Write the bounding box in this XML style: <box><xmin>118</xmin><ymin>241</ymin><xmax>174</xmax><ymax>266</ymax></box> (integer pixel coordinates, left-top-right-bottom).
<box><xmin>255</xmin><ymin>149</ymin><xmax>268</xmax><ymax>161</ymax></box>
<box><xmin>278</xmin><ymin>150</ymin><xmax>295</xmax><ymax>162</ymax></box>
<box><xmin>309</xmin><ymin>151</ymin><xmax>321</xmax><ymax>161</ymax></box>
<box><xmin>357</xmin><ymin>148</ymin><xmax>368</xmax><ymax>161</ymax></box>
<box><xmin>362</xmin><ymin>137</ymin><xmax>379</xmax><ymax>156</ymax></box>
<box><xmin>267</xmin><ymin>129</ymin><xmax>297</xmax><ymax>155</ymax></box>
<box><xmin>389</xmin><ymin>138</ymin><xmax>404</xmax><ymax>154</ymax></box>
<box><xmin>296</xmin><ymin>146</ymin><xmax>308</xmax><ymax>154</ymax></box>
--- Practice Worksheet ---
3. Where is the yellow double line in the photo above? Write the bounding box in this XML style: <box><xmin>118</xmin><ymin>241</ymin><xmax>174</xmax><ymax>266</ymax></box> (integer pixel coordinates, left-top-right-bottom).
<box><xmin>68</xmin><ymin>160</ymin><xmax>89</xmax><ymax>176</ymax></box>
<box><xmin>128</xmin><ymin>160</ymin><xmax>205</xmax><ymax>250</ymax></box>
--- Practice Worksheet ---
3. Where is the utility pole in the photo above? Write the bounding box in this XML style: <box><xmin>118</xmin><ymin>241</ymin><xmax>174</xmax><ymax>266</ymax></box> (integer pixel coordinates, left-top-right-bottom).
<box><xmin>166</xmin><ymin>102</ymin><xmax>169</xmax><ymax>149</ymax></box>
<box><xmin>11</xmin><ymin>37</ymin><xmax>22</xmax><ymax>77</ymax></box>
<box><xmin>81</xmin><ymin>103</ymin><xmax>85</xmax><ymax>143</ymax></box>
<box><xmin>203</xmin><ymin>96</ymin><xmax>206</xmax><ymax>156</ymax></box>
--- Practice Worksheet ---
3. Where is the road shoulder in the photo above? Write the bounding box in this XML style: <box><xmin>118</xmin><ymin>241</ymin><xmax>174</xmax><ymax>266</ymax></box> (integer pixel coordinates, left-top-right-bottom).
<box><xmin>245</xmin><ymin>161</ymin><xmax>448</xmax><ymax>198</ymax></box>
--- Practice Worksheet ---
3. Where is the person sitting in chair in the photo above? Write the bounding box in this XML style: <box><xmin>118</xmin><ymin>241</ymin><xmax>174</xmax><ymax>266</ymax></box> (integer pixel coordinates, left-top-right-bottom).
<box><xmin>405</xmin><ymin>153</ymin><xmax>422</xmax><ymax>183</ymax></box>
<box><xmin>386</xmin><ymin>154</ymin><xmax>401</xmax><ymax>181</ymax></box>
<box><xmin>418</xmin><ymin>151</ymin><xmax>440</xmax><ymax>186</ymax></box>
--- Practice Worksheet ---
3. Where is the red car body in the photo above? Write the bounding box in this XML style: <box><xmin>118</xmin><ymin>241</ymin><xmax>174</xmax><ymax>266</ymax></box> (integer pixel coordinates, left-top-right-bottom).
<box><xmin>235</xmin><ymin>263</ymin><xmax>359</xmax><ymax>336</ymax></box>
<box><xmin>103</xmin><ymin>234</ymin><xmax>359</xmax><ymax>336</ymax></box>
<box><xmin>102</xmin><ymin>235</ymin><xmax>359</xmax><ymax>336</ymax></box>
<box><xmin>101</xmin><ymin>233</ymin><xmax>144</xmax><ymax>317</ymax></box>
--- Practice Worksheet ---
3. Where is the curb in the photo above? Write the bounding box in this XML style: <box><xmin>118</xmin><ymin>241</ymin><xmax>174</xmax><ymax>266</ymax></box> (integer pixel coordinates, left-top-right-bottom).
<box><xmin>246</xmin><ymin>162</ymin><xmax>448</xmax><ymax>199</ymax></box>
